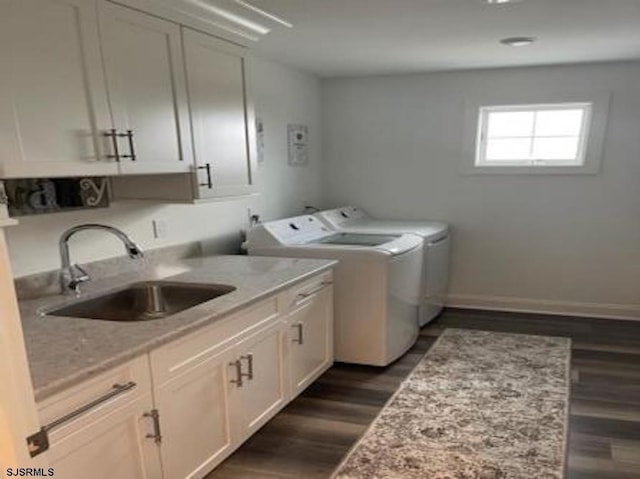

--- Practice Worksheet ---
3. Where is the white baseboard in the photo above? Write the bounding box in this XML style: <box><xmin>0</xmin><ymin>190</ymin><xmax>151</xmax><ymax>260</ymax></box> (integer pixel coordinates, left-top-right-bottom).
<box><xmin>446</xmin><ymin>294</ymin><xmax>640</xmax><ymax>321</ymax></box>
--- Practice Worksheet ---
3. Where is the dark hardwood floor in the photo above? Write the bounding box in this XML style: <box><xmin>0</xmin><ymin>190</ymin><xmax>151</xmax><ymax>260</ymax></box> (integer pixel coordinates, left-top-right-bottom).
<box><xmin>207</xmin><ymin>308</ymin><xmax>640</xmax><ymax>479</ymax></box>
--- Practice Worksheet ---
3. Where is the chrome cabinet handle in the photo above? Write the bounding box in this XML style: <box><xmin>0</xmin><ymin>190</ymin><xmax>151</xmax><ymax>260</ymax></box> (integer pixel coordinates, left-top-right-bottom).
<box><xmin>240</xmin><ymin>354</ymin><xmax>254</xmax><ymax>380</ymax></box>
<box><xmin>296</xmin><ymin>281</ymin><xmax>333</xmax><ymax>301</ymax></box>
<box><xmin>104</xmin><ymin>129</ymin><xmax>136</xmax><ymax>162</ymax></box>
<box><xmin>229</xmin><ymin>359</ymin><xmax>243</xmax><ymax>387</ymax></box>
<box><xmin>198</xmin><ymin>163</ymin><xmax>213</xmax><ymax>188</ymax></box>
<box><xmin>121</xmin><ymin>130</ymin><xmax>136</xmax><ymax>162</ymax></box>
<box><xmin>104</xmin><ymin>129</ymin><xmax>121</xmax><ymax>162</ymax></box>
<box><xmin>27</xmin><ymin>381</ymin><xmax>137</xmax><ymax>457</ymax></box>
<box><xmin>143</xmin><ymin>409</ymin><xmax>162</xmax><ymax>444</ymax></box>
<box><xmin>292</xmin><ymin>322</ymin><xmax>304</xmax><ymax>345</ymax></box>
<box><xmin>45</xmin><ymin>382</ymin><xmax>136</xmax><ymax>430</ymax></box>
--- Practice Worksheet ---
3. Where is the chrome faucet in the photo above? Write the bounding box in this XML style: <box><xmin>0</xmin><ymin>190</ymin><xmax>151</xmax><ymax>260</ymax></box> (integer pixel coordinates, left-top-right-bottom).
<box><xmin>59</xmin><ymin>224</ymin><xmax>144</xmax><ymax>294</ymax></box>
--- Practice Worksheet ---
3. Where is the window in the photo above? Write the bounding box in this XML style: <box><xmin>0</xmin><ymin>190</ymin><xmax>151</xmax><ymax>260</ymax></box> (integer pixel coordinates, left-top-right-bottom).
<box><xmin>476</xmin><ymin>103</ymin><xmax>592</xmax><ymax>168</ymax></box>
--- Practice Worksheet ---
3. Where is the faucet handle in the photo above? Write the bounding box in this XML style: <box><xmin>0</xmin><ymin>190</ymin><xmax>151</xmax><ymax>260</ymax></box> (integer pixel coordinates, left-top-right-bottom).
<box><xmin>72</xmin><ymin>263</ymin><xmax>90</xmax><ymax>282</ymax></box>
<box><xmin>66</xmin><ymin>264</ymin><xmax>90</xmax><ymax>295</ymax></box>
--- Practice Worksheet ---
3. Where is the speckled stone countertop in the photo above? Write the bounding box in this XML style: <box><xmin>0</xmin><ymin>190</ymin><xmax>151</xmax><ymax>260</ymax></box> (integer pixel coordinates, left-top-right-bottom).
<box><xmin>333</xmin><ymin>328</ymin><xmax>571</xmax><ymax>479</ymax></box>
<box><xmin>18</xmin><ymin>255</ymin><xmax>337</xmax><ymax>402</ymax></box>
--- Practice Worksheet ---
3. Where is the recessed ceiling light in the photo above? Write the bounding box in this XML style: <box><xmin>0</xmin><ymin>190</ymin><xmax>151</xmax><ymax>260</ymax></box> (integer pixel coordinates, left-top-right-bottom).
<box><xmin>500</xmin><ymin>36</ymin><xmax>536</xmax><ymax>47</ymax></box>
<box><xmin>486</xmin><ymin>0</ymin><xmax>523</xmax><ymax>4</ymax></box>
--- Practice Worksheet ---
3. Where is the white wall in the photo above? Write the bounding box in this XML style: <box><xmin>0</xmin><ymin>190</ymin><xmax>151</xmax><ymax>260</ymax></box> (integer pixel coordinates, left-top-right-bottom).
<box><xmin>322</xmin><ymin>61</ymin><xmax>640</xmax><ymax>319</ymax></box>
<box><xmin>6</xmin><ymin>57</ymin><xmax>323</xmax><ymax>277</ymax></box>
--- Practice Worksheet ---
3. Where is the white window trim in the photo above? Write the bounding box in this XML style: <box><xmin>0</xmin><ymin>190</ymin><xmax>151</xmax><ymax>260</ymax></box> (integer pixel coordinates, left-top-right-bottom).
<box><xmin>461</xmin><ymin>92</ymin><xmax>611</xmax><ymax>175</ymax></box>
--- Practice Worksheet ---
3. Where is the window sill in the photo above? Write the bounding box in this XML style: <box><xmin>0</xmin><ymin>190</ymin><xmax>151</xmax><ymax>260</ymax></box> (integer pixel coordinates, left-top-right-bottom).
<box><xmin>460</xmin><ymin>164</ymin><xmax>600</xmax><ymax>176</ymax></box>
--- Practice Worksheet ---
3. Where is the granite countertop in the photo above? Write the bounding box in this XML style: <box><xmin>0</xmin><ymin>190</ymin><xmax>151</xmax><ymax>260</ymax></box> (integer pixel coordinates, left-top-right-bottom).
<box><xmin>18</xmin><ymin>255</ymin><xmax>337</xmax><ymax>402</ymax></box>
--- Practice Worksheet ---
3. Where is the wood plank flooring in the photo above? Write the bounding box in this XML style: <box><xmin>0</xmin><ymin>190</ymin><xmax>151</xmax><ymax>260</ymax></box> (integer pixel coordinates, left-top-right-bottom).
<box><xmin>206</xmin><ymin>308</ymin><xmax>640</xmax><ymax>479</ymax></box>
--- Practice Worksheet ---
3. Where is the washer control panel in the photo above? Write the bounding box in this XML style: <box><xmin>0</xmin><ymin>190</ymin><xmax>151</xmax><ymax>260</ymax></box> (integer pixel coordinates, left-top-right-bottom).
<box><xmin>263</xmin><ymin>215</ymin><xmax>332</xmax><ymax>245</ymax></box>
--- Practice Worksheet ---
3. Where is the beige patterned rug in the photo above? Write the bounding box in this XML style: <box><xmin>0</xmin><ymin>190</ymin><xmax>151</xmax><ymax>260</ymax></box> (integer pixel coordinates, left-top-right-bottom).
<box><xmin>332</xmin><ymin>328</ymin><xmax>571</xmax><ymax>479</ymax></box>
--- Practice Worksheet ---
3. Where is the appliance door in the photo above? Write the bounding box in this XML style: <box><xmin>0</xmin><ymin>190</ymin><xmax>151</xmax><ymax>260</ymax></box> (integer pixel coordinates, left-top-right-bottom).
<box><xmin>421</xmin><ymin>234</ymin><xmax>450</xmax><ymax>326</ymax></box>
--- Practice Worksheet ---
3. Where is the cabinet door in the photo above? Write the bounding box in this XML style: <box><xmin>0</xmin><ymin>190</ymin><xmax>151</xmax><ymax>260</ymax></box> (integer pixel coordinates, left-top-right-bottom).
<box><xmin>155</xmin><ymin>353</ymin><xmax>235</xmax><ymax>479</ymax></box>
<box><xmin>99</xmin><ymin>1</ymin><xmax>192</xmax><ymax>174</ymax></box>
<box><xmin>288</xmin><ymin>284</ymin><xmax>334</xmax><ymax>396</ymax></box>
<box><xmin>182</xmin><ymin>28</ymin><xmax>257</xmax><ymax>199</ymax></box>
<box><xmin>0</xmin><ymin>0</ymin><xmax>116</xmax><ymax>178</ymax></box>
<box><xmin>228</xmin><ymin>323</ymin><xmax>287</xmax><ymax>440</ymax></box>
<box><xmin>46</xmin><ymin>394</ymin><xmax>162</xmax><ymax>479</ymax></box>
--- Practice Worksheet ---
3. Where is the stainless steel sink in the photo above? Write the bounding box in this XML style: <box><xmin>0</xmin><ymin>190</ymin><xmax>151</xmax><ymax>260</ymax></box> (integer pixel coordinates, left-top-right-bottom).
<box><xmin>46</xmin><ymin>281</ymin><xmax>236</xmax><ymax>321</ymax></box>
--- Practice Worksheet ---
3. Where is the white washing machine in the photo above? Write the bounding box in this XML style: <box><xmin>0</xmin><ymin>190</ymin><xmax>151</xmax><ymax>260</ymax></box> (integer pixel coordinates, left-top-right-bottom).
<box><xmin>315</xmin><ymin>206</ymin><xmax>450</xmax><ymax>326</ymax></box>
<box><xmin>247</xmin><ymin>215</ymin><xmax>423</xmax><ymax>366</ymax></box>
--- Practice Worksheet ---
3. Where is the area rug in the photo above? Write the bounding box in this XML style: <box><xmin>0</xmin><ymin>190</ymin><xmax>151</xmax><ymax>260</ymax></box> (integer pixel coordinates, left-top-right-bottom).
<box><xmin>332</xmin><ymin>328</ymin><xmax>571</xmax><ymax>479</ymax></box>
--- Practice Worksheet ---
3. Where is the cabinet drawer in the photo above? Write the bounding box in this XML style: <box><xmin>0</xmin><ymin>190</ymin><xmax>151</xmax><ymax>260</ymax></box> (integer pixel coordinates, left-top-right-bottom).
<box><xmin>280</xmin><ymin>271</ymin><xmax>334</xmax><ymax>313</ymax></box>
<box><xmin>151</xmin><ymin>297</ymin><xmax>279</xmax><ymax>386</ymax></box>
<box><xmin>37</xmin><ymin>355</ymin><xmax>151</xmax><ymax>441</ymax></box>
<box><xmin>45</xmin><ymin>393</ymin><xmax>162</xmax><ymax>479</ymax></box>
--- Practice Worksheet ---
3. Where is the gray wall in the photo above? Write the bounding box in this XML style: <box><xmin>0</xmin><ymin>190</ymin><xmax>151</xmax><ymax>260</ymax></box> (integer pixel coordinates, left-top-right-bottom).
<box><xmin>322</xmin><ymin>61</ymin><xmax>640</xmax><ymax>318</ymax></box>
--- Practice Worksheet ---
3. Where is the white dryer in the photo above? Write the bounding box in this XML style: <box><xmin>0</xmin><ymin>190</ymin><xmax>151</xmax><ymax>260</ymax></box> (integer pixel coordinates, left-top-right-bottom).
<box><xmin>315</xmin><ymin>206</ymin><xmax>450</xmax><ymax>326</ymax></box>
<box><xmin>247</xmin><ymin>215</ymin><xmax>423</xmax><ymax>366</ymax></box>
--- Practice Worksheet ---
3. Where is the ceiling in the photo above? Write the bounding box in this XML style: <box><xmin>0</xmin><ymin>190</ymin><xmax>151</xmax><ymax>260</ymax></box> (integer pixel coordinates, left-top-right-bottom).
<box><xmin>248</xmin><ymin>0</ymin><xmax>640</xmax><ymax>77</ymax></box>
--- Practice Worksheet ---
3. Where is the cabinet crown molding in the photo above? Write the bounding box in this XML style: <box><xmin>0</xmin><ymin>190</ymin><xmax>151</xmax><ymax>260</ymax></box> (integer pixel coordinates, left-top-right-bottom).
<box><xmin>111</xmin><ymin>0</ymin><xmax>291</xmax><ymax>44</ymax></box>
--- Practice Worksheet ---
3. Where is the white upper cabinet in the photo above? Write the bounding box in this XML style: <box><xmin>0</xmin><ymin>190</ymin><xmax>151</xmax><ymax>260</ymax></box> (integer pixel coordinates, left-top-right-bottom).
<box><xmin>0</xmin><ymin>0</ymin><xmax>258</xmax><ymax>198</ymax></box>
<box><xmin>0</xmin><ymin>0</ymin><xmax>116</xmax><ymax>178</ymax></box>
<box><xmin>183</xmin><ymin>28</ymin><xmax>257</xmax><ymax>198</ymax></box>
<box><xmin>98</xmin><ymin>1</ymin><xmax>192</xmax><ymax>174</ymax></box>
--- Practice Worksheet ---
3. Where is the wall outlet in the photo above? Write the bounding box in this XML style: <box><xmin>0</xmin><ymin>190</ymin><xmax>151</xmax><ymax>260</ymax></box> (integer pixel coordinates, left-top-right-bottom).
<box><xmin>247</xmin><ymin>207</ymin><xmax>261</xmax><ymax>227</ymax></box>
<box><xmin>152</xmin><ymin>219</ymin><xmax>168</xmax><ymax>239</ymax></box>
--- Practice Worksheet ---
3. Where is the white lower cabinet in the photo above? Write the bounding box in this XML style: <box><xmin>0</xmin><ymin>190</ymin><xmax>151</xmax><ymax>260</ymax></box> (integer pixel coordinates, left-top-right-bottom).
<box><xmin>154</xmin><ymin>351</ymin><xmax>234</xmax><ymax>479</ymax></box>
<box><xmin>38</xmin><ymin>356</ymin><xmax>162</xmax><ymax>478</ymax></box>
<box><xmin>228</xmin><ymin>321</ymin><xmax>287</xmax><ymax>441</ymax></box>
<box><xmin>38</xmin><ymin>271</ymin><xmax>333</xmax><ymax>478</ymax></box>
<box><xmin>153</xmin><ymin>308</ymin><xmax>287</xmax><ymax>479</ymax></box>
<box><xmin>286</xmin><ymin>276</ymin><xmax>334</xmax><ymax>396</ymax></box>
<box><xmin>46</xmin><ymin>394</ymin><xmax>162</xmax><ymax>479</ymax></box>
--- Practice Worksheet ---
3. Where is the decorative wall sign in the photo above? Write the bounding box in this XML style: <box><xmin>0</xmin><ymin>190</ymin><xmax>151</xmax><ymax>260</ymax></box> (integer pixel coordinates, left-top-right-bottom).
<box><xmin>256</xmin><ymin>117</ymin><xmax>265</xmax><ymax>164</ymax></box>
<box><xmin>287</xmin><ymin>124</ymin><xmax>309</xmax><ymax>166</ymax></box>
<box><xmin>79</xmin><ymin>178</ymin><xmax>108</xmax><ymax>206</ymax></box>
<box><xmin>5</xmin><ymin>177</ymin><xmax>110</xmax><ymax>217</ymax></box>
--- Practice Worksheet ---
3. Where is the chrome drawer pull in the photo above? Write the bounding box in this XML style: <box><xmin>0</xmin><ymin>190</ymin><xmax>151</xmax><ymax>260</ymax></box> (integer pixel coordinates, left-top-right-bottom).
<box><xmin>27</xmin><ymin>381</ymin><xmax>137</xmax><ymax>457</ymax></box>
<box><xmin>45</xmin><ymin>381</ymin><xmax>136</xmax><ymax>431</ymax></box>
<box><xmin>296</xmin><ymin>281</ymin><xmax>333</xmax><ymax>300</ymax></box>
<box><xmin>229</xmin><ymin>359</ymin><xmax>243</xmax><ymax>387</ymax></box>
<box><xmin>292</xmin><ymin>322</ymin><xmax>304</xmax><ymax>345</ymax></box>
<box><xmin>144</xmin><ymin>409</ymin><xmax>162</xmax><ymax>444</ymax></box>
<box><xmin>240</xmin><ymin>353</ymin><xmax>254</xmax><ymax>380</ymax></box>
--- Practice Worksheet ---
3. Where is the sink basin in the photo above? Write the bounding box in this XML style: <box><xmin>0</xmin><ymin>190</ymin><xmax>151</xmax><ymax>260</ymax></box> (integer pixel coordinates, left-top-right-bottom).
<box><xmin>47</xmin><ymin>281</ymin><xmax>236</xmax><ymax>321</ymax></box>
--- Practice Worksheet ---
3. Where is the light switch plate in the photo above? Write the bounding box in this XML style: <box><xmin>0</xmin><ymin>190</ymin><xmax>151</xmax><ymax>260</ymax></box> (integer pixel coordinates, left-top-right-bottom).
<box><xmin>152</xmin><ymin>219</ymin><xmax>168</xmax><ymax>239</ymax></box>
